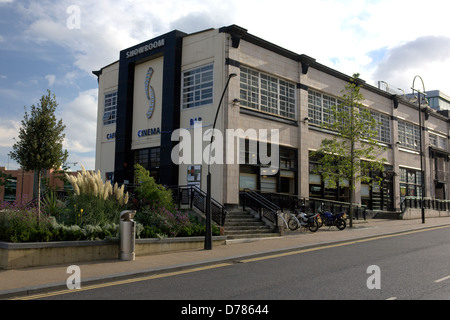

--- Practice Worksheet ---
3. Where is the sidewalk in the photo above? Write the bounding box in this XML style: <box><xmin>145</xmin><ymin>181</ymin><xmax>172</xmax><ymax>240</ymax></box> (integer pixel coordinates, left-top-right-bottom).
<box><xmin>1</xmin><ymin>216</ymin><xmax>450</xmax><ymax>299</ymax></box>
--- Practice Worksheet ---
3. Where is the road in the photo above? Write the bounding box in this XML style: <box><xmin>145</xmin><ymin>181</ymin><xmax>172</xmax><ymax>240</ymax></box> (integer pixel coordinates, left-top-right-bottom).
<box><xmin>25</xmin><ymin>226</ymin><xmax>450</xmax><ymax>301</ymax></box>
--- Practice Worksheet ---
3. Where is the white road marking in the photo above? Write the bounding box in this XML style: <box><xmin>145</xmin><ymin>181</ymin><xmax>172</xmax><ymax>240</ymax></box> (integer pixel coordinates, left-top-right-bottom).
<box><xmin>435</xmin><ymin>275</ymin><xmax>450</xmax><ymax>283</ymax></box>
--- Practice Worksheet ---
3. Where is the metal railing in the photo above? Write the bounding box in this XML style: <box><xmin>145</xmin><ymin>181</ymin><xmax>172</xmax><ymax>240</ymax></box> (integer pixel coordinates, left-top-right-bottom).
<box><xmin>401</xmin><ymin>196</ymin><xmax>450</xmax><ymax>213</ymax></box>
<box><xmin>240</xmin><ymin>189</ymin><xmax>287</xmax><ymax>228</ymax></box>
<box><xmin>307</xmin><ymin>197</ymin><xmax>367</xmax><ymax>220</ymax></box>
<box><xmin>167</xmin><ymin>185</ymin><xmax>228</xmax><ymax>227</ymax></box>
<box><xmin>240</xmin><ymin>190</ymin><xmax>369</xmax><ymax>224</ymax></box>
<box><xmin>255</xmin><ymin>191</ymin><xmax>303</xmax><ymax>212</ymax></box>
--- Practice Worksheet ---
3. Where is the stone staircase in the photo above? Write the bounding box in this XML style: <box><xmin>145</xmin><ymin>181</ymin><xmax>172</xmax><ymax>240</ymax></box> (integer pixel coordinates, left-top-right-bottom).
<box><xmin>224</xmin><ymin>210</ymin><xmax>281</xmax><ymax>240</ymax></box>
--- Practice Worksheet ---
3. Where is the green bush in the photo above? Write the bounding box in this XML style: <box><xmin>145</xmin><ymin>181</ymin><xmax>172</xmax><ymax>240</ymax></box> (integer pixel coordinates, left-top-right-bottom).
<box><xmin>0</xmin><ymin>164</ymin><xmax>217</xmax><ymax>242</ymax></box>
<box><xmin>135</xmin><ymin>206</ymin><xmax>191</xmax><ymax>237</ymax></box>
<box><xmin>0</xmin><ymin>200</ymin><xmax>54</xmax><ymax>242</ymax></box>
<box><xmin>134</xmin><ymin>164</ymin><xmax>174</xmax><ymax>211</ymax></box>
<box><xmin>0</xmin><ymin>199</ymin><xmax>121</xmax><ymax>242</ymax></box>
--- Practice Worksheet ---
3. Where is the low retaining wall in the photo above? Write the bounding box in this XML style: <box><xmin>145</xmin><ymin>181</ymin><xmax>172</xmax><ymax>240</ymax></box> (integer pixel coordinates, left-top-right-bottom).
<box><xmin>0</xmin><ymin>236</ymin><xmax>227</xmax><ymax>270</ymax></box>
<box><xmin>402</xmin><ymin>208</ymin><xmax>450</xmax><ymax>220</ymax></box>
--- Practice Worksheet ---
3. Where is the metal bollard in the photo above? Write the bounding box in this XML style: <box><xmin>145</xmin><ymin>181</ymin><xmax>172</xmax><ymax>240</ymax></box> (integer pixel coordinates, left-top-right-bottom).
<box><xmin>119</xmin><ymin>210</ymin><xmax>136</xmax><ymax>261</ymax></box>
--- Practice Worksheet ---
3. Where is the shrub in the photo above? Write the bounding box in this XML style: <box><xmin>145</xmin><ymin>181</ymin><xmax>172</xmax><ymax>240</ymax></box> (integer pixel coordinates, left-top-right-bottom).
<box><xmin>133</xmin><ymin>164</ymin><xmax>174</xmax><ymax>211</ymax></box>
<box><xmin>135</xmin><ymin>206</ymin><xmax>191</xmax><ymax>237</ymax></box>
<box><xmin>41</xmin><ymin>190</ymin><xmax>66</xmax><ymax>217</ymax></box>
<box><xmin>64</xmin><ymin>166</ymin><xmax>129</xmax><ymax>226</ymax></box>
<box><xmin>0</xmin><ymin>200</ymin><xmax>54</xmax><ymax>242</ymax></box>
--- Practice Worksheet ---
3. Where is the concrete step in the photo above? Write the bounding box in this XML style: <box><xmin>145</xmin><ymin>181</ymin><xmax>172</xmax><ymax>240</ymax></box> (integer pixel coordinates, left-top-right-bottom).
<box><xmin>225</xmin><ymin>233</ymin><xmax>281</xmax><ymax>240</ymax></box>
<box><xmin>224</xmin><ymin>210</ymin><xmax>280</xmax><ymax>240</ymax></box>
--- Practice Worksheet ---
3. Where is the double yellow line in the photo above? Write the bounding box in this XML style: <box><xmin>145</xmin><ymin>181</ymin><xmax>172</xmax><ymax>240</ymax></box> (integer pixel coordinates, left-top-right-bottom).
<box><xmin>14</xmin><ymin>264</ymin><xmax>232</xmax><ymax>300</ymax></box>
<box><xmin>13</xmin><ymin>225</ymin><xmax>450</xmax><ymax>300</ymax></box>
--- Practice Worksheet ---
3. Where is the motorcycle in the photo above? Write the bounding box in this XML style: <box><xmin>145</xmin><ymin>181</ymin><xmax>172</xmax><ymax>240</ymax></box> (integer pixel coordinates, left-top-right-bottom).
<box><xmin>287</xmin><ymin>211</ymin><xmax>320</xmax><ymax>232</ymax></box>
<box><xmin>317</xmin><ymin>210</ymin><xmax>346</xmax><ymax>230</ymax></box>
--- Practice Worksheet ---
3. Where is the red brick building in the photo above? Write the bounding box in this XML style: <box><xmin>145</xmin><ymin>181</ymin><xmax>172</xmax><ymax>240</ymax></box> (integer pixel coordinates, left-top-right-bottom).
<box><xmin>0</xmin><ymin>167</ymin><xmax>76</xmax><ymax>202</ymax></box>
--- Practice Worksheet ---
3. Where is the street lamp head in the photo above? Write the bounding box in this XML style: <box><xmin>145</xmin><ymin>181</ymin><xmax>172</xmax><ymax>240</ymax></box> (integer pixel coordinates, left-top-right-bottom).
<box><xmin>412</xmin><ymin>75</ymin><xmax>426</xmax><ymax>95</ymax></box>
<box><xmin>229</xmin><ymin>73</ymin><xmax>237</xmax><ymax>78</ymax></box>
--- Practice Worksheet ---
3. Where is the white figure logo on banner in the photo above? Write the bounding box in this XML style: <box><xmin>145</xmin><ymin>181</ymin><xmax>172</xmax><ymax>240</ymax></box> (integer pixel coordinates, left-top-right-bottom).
<box><xmin>145</xmin><ymin>67</ymin><xmax>155</xmax><ymax>119</ymax></box>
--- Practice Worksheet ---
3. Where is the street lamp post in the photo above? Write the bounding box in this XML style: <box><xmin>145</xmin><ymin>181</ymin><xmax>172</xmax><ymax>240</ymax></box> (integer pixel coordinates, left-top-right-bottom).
<box><xmin>205</xmin><ymin>73</ymin><xmax>237</xmax><ymax>250</ymax></box>
<box><xmin>412</xmin><ymin>75</ymin><xmax>427</xmax><ymax>224</ymax></box>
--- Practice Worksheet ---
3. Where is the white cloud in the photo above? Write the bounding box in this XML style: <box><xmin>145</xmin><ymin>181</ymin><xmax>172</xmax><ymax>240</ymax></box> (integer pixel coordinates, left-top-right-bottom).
<box><xmin>372</xmin><ymin>36</ymin><xmax>450</xmax><ymax>93</ymax></box>
<box><xmin>12</xmin><ymin>0</ymin><xmax>450</xmax><ymax>90</ymax></box>
<box><xmin>0</xmin><ymin>119</ymin><xmax>20</xmax><ymax>148</ymax></box>
<box><xmin>58</xmin><ymin>89</ymin><xmax>98</xmax><ymax>154</ymax></box>
<box><xmin>230</xmin><ymin>0</ymin><xmax>450</xmax><ymax>93</ymax></box>
<box><xmin>45</xmin><ymin>74</ymin><xmax>56</xmax><ymax>87</ymax></box>
<box><xmin>4</xmin><ymin>0</ymin><xmax>450</xmax><ymax>170</ymax></box>
<box><xmin>18</xmin><ymin>0</ymin><xmax>238</xmax><ymax>74</ymax></box>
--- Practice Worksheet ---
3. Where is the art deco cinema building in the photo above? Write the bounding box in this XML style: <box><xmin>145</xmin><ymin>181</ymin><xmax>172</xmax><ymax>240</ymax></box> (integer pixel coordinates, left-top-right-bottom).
<box><xmin>94</xmin><ymin>25</ymin><xmax>450</xmax><ymax>218</ymax></box>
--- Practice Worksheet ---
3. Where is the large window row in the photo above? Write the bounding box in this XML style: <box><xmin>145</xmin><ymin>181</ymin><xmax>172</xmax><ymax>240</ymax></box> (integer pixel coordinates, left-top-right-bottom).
<box><xmin>182</xmin><ymin>64</ymin><xmax>214</xmax><ymax>109</ymax></box>
<box><xmin>308</xmin><ymin>90</ymin><xmax>340</xmax><ymax>126</ymax></box>
<box><xmin>240</xmin><ymin>66</ymin><xmax>296</xmax><ymax>120</ymax></box>
<box><xmin>310</xmin><ymin>153</ymin><xmax>395</xmax><ymax>211</ymax></box>
<box><xmin>103</xmin><ymin>91</ymin><xmax>118</xmax><ymax>125</ymax></box>
<box><xmin>239</xmin><ymin>140</ymin><xmax>297</xmax><ymax>195</ymax></box>
<box><xmin>307</xmin><ymin>90</ymin><xmax>391</xmax><ymax>144</ymax></box>
<box><xmin>429</xmin><ymin>133</ymin><xmax>448</xmax><ymax>150</ymax></box>
<box><xmin>370</xmin><ymin>111</ymin><xmax>391</xmax><ymax>144</ymax></box>
<box><xmin>400</xmin><ymin>168</ymin><xmax>423</xmax><ymax>199</ymax></box>
<box><xmin>397</xmin><ymin>121</ymin><xmax>420</xmax><ymax>150</ymax></box>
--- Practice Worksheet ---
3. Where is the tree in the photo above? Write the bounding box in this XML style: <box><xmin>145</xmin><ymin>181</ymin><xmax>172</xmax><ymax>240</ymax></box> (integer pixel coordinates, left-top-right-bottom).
<box><xmin>312</xmin><ymin>74</ymin><xmax>387</xmax><ymax>227</ymax></box>
<box><xmin>9</xmin><ymin>90</ymin><xmax>68</xmax><ymax>224</ymax></box>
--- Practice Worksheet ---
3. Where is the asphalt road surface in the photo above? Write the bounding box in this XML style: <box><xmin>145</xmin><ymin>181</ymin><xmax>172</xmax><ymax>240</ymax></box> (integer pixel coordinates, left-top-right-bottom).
<box><xmin>26</xmin><ymin>226</ymin><xmax>450</xmax><ymax>302</ymax></box>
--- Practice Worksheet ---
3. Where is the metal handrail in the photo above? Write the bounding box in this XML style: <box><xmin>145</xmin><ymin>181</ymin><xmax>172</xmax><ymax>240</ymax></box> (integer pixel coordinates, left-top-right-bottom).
<box><xmin>240</xmin><ymin>189</ymin><xmax>284</xmax><ymax>228</ymax></box>
<box><xmin>243</xmin><ymin>189</ymin><xmax>280</xmax><ymax>211</ymax></box>
<box><xmin>167</xmin><ymin>185</ymin><xmax>228</xmax><ymax>226</ymax></box>
<box><xmin>401</xmin><ymin>196</ymin><xmax>450</xmax><ymax>213</ymax></box>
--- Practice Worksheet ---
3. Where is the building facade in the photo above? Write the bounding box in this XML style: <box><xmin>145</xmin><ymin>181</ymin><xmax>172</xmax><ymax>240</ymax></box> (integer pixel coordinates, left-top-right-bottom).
<box><xmin>0</xmin><ymin>167</ymin><xmax>72</xmax><ymax>202</ymax></box>
<box><xmin>94</xmin><ymin>25</ymin><xmax>450</xmax><ymax>213</ymax></box>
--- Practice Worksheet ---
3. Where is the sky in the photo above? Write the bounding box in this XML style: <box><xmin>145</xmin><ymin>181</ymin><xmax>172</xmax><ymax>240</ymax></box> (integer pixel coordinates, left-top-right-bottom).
<box><xmin>1</xmin><ymin>0</ymin><xmax>450</xmax><ymax>171</ymax></box>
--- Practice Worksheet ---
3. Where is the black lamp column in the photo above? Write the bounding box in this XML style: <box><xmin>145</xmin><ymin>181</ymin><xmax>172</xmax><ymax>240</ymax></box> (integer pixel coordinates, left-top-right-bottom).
<box><xmin>412</xmin><ymin>75</ymin><xmax>427</xmax><ymax>224</ymax></box>
<box><xmin>205</xmin><ymin>73</ymin><xmax>237</xmax><ymax>250</ymax></box>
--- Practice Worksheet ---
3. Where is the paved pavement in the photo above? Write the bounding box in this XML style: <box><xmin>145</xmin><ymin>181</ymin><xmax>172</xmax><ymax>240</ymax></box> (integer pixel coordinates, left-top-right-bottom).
<box><xmin>1</xmin><ymin>216</ymin><xmax>450</xmax><ymax>299</ymax></box>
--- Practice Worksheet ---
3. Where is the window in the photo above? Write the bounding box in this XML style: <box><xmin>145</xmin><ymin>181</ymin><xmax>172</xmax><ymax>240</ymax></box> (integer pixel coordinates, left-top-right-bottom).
<box><xmin>400</xmin><ymin>168</ymin><xmax>423</xmax><ymax>199</ymax></box>
<box><xmin>103</xmin><ymin>92</ymin><xmax>117</xmax><ymax>125</ymax></box>
<box><xmin>429</xmin><ymin>133</ymin><xmax>447</xmax><ymax>150</ymax></box>
<box><xmin>239</xmin><ymin>141</ymin><xmax>297</xmax><ymax>194</ymax></box>
<box><xmin>308</xmin><ymin>154</ymin><xmax>349</xmax><ymax>203</ymax></box>
<box><xmin>308</xmin><ymin>90</ymin><xmax>391</xmax><ymax>144</ymax></box>
<box><xmin>4</xmin><ymin>177</ymin><xmax>17</xmax><ymax>202</ymax></box>
<box><xmin>361</xmin><ymin>166</ymin><xmax>394</xmax><ymax>211</ymax></box>
<box><xmin>398</xmin><ymin>121</ymin><xmax>420</xmax><ymax>150</ymax></box>
<box><xmin>428</xmin><ymin>97</ymin><xmax>450</xmax><ymax>111</ymax></box>
<box><xmin>240</xmin><ymin>66</ymin><xmax>296</xmax><ymax>119</ymax></box>
<box><xmin>280</xmin><ymin>148</ymin><xmax>296</xmax><ymax>170</ymax></box>
<box><xmin>182</xmin><ymin>64</ymin><xmax>214</xmax><ymax>109</ymax></box>
<box><xmin>308</xmin><ymin>90</ymin><xmax>339</xmax><ymax>126</ymax></box>
<box><xmin>134</xmin><ymin>147</ymin><xmax>161</xmax><ymax>182</ymax></box>
<box><xmin>370</xmin><ymin>111</ymin><xmax>391</xmax><ymax>144</ymax></box>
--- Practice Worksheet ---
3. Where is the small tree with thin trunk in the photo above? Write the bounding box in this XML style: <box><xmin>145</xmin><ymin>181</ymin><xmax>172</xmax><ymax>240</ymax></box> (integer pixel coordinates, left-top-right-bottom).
<box><xmin>312</xmin><ymin>74</ymin><xmax>387</xmax><ymax>227</ymax></box>
<box><xmin>9</xmin><ymin>90</ymin><xmax>68</xmax><ymax>224</ymax></box>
